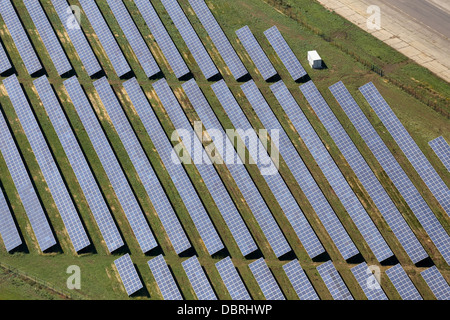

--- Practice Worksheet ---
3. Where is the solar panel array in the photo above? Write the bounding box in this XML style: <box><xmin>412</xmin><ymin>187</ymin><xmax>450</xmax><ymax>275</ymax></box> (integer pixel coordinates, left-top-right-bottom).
<box><xmin>188</xmin><ymin>0</ymin><xmax>248</xmax><ymax>80</ymax></box>
<box><xmin>4</xmin><ymin>75</ymin><xmax>90</xmax><ymax>252</ymax></box>
<box><xmin>123</xmin><ymin>78</ymin><xmax>224</xmax><ymax>256</ymax></box>
<box><xmin>300</xmin><ymin>81</ymin><xmax>393</xmax><ymax>262</ymax></box>
<box><xmin>106</xmin><ymin>0</ymin><xmax>160</xmax><ymax>78</ymax></box>
<box><xmin>134</xmin><ymin>0</ymin><xmax>189</xmax><ymax>79</ymax></box>
<box><xmin>34</xmin><ymin>76</ymin><xmax>123</xmax><ymax>253</ymax></box>
<box><xmin>182</xmin><ymin>256</ymin><xmax>217</xmax><ymax>300</ymax></box>
<box><xmin>317</xmin><ymin>260</ymin><xmax>353</xmax><ymax>300</ymax></box>
<box><xmin>328</xmin><ymin>81</ymin><xmax>428</xmax><ymax>264</ymax></box>
<box><xmin>385</xmin><ymin>264</ymin><xmax>422</xmax><ymax>300</ymax></box>
<box><xmin>235</xmin><ymin>26</ymin><xmax>277</xmax><ymax>81</ymax></box>
<box><xmin>0</xmin><ymin>187</ymin><xmax>22</xmax><ymax>252</ymax></box>
<box><xmin>0</xmin><ymin>0</ymin><xmax>42</xmax><ymax>74</ymax></box>
<box><xmin>153</xmin><ymin>78</ymin><xmax>256</xmax><ymax>257</ymax></box>
<box><xmin>420</xmin><ymin>266</ymin><xmax>450</xmax><ymax>300</ymax></box>
<box><xmin>114</xmin><ymin>254</ymin><xmax>143</xmax><ymax>296</ymax></box>
<box><xmin>282</xmin><ymin>260</ymin><xmax>319</xmax><ymax>300</ymax></box>
<box><xmin>93</xmin><ymin>77</ymin><xmax>190</xmax><ymax>255</ymax></box>
<box><xmin>263</xmin><ymin>26</ymin><xmax>307</xmax><ymax>81</ymax></box>
<box><xmin>329</xmin><ymin>82</ymin><xmax>450</xmax><ymax>265</ymax></box>
<box><xmin>216</xmin><ymin>80</ymin><xmax>324</xmax><ymax>259</ymax></box>
<box><xmin>51</xmin><ymin>0</ymin><xmax>101</xmax><ymax>76</ymax></box>
<box><xmin>215</xmin><ymin>257</ymin><xmax>251</xmax><ymax>300</ymax></box>
<box><xmin>148</xmin><ymin>255</ymin><xmax>183</xmax><ymax>300</ymax></box>
<box><xmin>0</xmin><ymin>107</ymin><xmax>56</xmax><ymax>252</ymax></box>
<box><xmin>23</xmin><ymin>0</ymin><xmax>72</xmax><ymax>75</ymax></box>
<box><xmin>249</xmin><ymin>258</ymin><xmax>285</xmax><ymax>300</ymax></box>
<box><xmin>360</xmin><ymin>82</ymin><xmax>450</xmax><ymax>216</ymax></box>
<box><xmin>429</xmin><ymin>136</ymin><xmax>450</xmax><ymax>172</ymax></box>
<box><xmin>350</xmin><ymin>262</ymin><xmax>388</xmax><ymax>300</ymax></box>
<box><xmin>0</xmin><ymin>41</ymin><xmax>12</xmax><ymax>73</ymax></box>
<box><xmin>182</xmin><ymin>79</ymin><xmax>291</xmax><ymax>258</ymax></box>
<box><xmin>78</xmin><ymin>0</ymin><xmax>131</xmax><ymax>77</ymax></box>
<box><xmin>63</xmin><ymin>76</ymin><xmax>157</xmax><ymax>254</ymax></box>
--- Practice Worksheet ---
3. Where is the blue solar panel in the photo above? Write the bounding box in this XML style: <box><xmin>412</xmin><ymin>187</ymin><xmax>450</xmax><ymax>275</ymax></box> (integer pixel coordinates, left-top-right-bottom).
<box><xmin>93</xmin><ymin>77</ymin><xmax>190</xmax><ymax>255</ymax></box>
<box><xmin>0</xmin><ymin>187</ymin><xmax>22</xmax><ymax>252</ymax></box>
<box><xmin>235</xmin><ymin>26</ymin><xmax>277</xmax><ymax>81</ymax></box>
<box><xmin>300</xmin><ymin>81</ymin><xmax>393</xmax><ymax>262</ymax></box>
<box><xmin>420</xmin><ymin>266</ymin><xmax>450</xmax><ymax>300</ymax></box>
<box><xmin>114</xmin><ymin>254</ymin><xmax>143</xmax><ymax>296</ymax></box>
<box><xmin>153</xmin><ymin>79</ymin><xmax>256</xmax><ymax>257</ymax></box>
<box><xmin>360</xmin><ymin>82</ymin><xmax>450</xmax><ymax>216</ymax></box>
<box><xmin>24</xmin><ymin>0</ymin><xmax>72</xmax><ymax>75</ymax></box>
<box><xmin>63</xmin><ymin>76</ymin><xmax>157</xmax><ymax>254</ymax></box>
<box><xmin>134</xmin><ymin>0</ymin><xmax>189</xmax><ymax>79</ymax></box>
<box><xmin>4</xmin><ymin>75</ymin><xmax>90</xmax><ymax>252</ymax></box>
<box><xmin>215</xmin><ymin>257</ymin><xmax>251</xmax><ymax>300</ymax></box>
<box><xmin>282</xmin><ymin>260</ymin><xmax>319</xmax><ymax>300</ymax></box>
<box><xmin>123</xmin><ymin>78</ymin><xmax>224</xmax><ymax>256</ymax></box>
<box><xmin>317</xmin><ymin>260</ymin><xmax>353</xmax><ymax>300</ymax></box>
<box><xmin>182</xmin><ymin>256</ymin><xmax>217</xmax><ymax>300</ymax></box>
<box><xmin>331</xmin><ymin>82</ymin><xmax>449</xmax><ymax>264</ymax></box>
<box><xmin>78</xmin><ymin>0</ymin><xmax>131</xmax><ymax>77</ymax></box>
<box><xmin>188</xmin><ymin>0</ymin><xmax>248</xmax><ymax>80</ymax></box>
<box><xmin>182</xmin><ymin>79</ymin><xmax>291</xmax><ymax>258</ymax></box>
<box><xmin>0</xmin><ymin>0</ymin><xmax>42</xmax><ymax>74</ymax></box>
<box><xmin>429</xmin><ymin>136</ymin><xmax>450</xmax><ymax>172</ymax></box>
<box><xmin>160</xmin><ymin>0</ymin><xmax>218</xmax><ymax>79</ymax></box>
<box><xmin>0</xmin><ymin>41</ymin><xmax>12</xmax><ymax>73</ymax></box>
<box><xmin>264</xmin><ymin>26</ymin><xmax>307</xmax><ymax>81</ymax></box>
<box><xmin>148</xmin><ymin>255</ymin><xmax>183</xmax><ymax>300</ymax></box>
<box><xmin>106</xmin><ymin>0</ymin><xmax>160</xmax><ymax>78</ymax></box>
<box><xmin>51</xmin><ymin>0</ymin><xmax>101</xmax><ymax>76</ymax></box>
<box><xmin>34</xmin><ymin>76</ymin><xmax>123</xmax><ymax>253</ymax></box>
<box><xmin>240</xmin><ymin>81</ymin><xmax>325</xmax><ymax>259</ymax></box>
<box><xmin>351</xmin><ymin>263</ymin><xmax>388</xmax><ymax>300</ymax></box>
<box><xmin>385</xmin><ymin>264</ymin><xmax>422</xmax><ymax>300</ymax></box>
<box><xmin>249</xmin><ymin>258</ymin><xmax>285</xmax><ymax>300</ymax></box>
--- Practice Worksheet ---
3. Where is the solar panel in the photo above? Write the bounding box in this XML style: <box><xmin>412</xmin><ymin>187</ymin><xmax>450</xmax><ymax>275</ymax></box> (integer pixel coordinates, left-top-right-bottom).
<box><xmin>4</xmin><ymin>75</ymin><xmax>90</xmax><ymax>252</ymax></box>
<box><xmin>269</xmin><ymin>81</ymin><xmax>359</xmax><ymax>261</ymax></box>
<box><xmin>182</xmin><ymin>256</ymin><xmax>217</xmax><ymax>300</ymax></box>
<box><xmin>123</xmin><ymin>78</ymin><xmax>224</xmax><ymax>256</ymax></box>
<box><xmin>23</xmin><ymin>0</ymin><xmax>72</xmax><ymax>75</ymax></box>
<box><xmin>78</xmin><ymin>0</ymin><xmax>131</xmax><ymax>77</ymax></box>
<box><xmin>317</xmin><ymin>260</ymin><xmax>353</xmax><ymax>300</ymax></box>
<box><xmin>0</xmin><ymin>41</ymin><xmax>12</xmax><ymax>74</ymax></box>
<box><xmin>263</xmin><ymin>26</ymin><xmax>307</xmax><ymax>81</ymax></box>
<box><xmin>350</xmin><ymin>263</ymin><xmax>388</xmax><ymax>300</ymax></box>
<box><xmin>329</xmin><ymin>81</ymin><xmax>428</xmax><ymax>264</ymax></box>
<box><xmin>248</xmin><ymin>258</ymin><xmax>285</xmax><ymax>300</ymax></box>
<box><xmin>134</xmin><ymin>0</ymin><xmax>189</xmax><ymax>79</ymax></box>
<box><xmin>360</xmin><ymin>82</ymin><xmax>450</xmax><ymax>216</ymax></box>
<box><xmin>215</xmin><ymin>257</ymin><xmax>251</xmax><ymax>300</ymax></box>
<box><xmin>385</xmin><ymin>264</ymin><xmax>422</xmax><ymax>300</ymax></box>
<box><xmin>0</xmin><ymin>0</ymin><xmax>42</xmax><ymax>74</ymax></box>
<box><xmin>160</xmin><ymin>0</ymin><xmax>218</xmax><ymax>80</ymax></box>
<box><xmin>51</xmin><ymin>0</ymin><xmax>101</xmax><ymax>76</ymax></box>
<box><xmin>420</xmin><ymin>266</ymin><xmax>450</xmax><ymax>300</ymax></box>
<box><xmin>148</xmin><ymin>255</ymin><xmax>183</xmax><ymax>300</ymax></box>
<box><xmin>300</xmin><ymin>81</ymin><xmax>393</xmax><ymax>262</ymax></box>
<box><xmin>429</xmin><ymin>136</ymin><xmax>450</xmax><ymax>172</ymax></box>
<box><xmin>153</xmin><ymin>78</ymin><xmax>256</xmax><ymax>257</ymax></box>
<box><xmin>63</xmin><ymin>76</ymin><xmax>157</xmax><ymax>254</ymax></box>
<box><xmin>0</xmin><ymin>187</ymin><xmax>22</xmax><ymax>252</ymax></box>
<box><xmin>282</xmin><ymin>260</ymin><xmax>319</xmax><ymax>300</ymax></box>
<box><xmin>182</xmin><ymin>79</ymin><xmax>291</xmax><ymax>258</ymax></box>
<box><xmin>235</xmin><ymin>26</ymin><xmax>277</xmax><ymax>81</ymax></box>
<box><xmin>114</xmin><ymin>254</ymin><xmax>143</xmax><ymax>296</ymax></box>
<box><xmin>34</xmin><ymin>76</ymin><xmax>123</xmax><ymax>253</ymax></box>
<box><xmin>105</xmin><ymin>0</ymin><xmax>160</xmax><ymax>78</ymax></box>
<box><xmin>93</xmin><ymin>77</ymin><xmax>190</xmax><ymax>255</ymax></box>
<box><xmin>188</xmin><ymin>0</ymin><xmax>248</xmax><ymax>80</ymax></box>
<box><xmin>330</xmin><ymin>82</ymin><xmax>450</xmax><ymax>264</ymax></box>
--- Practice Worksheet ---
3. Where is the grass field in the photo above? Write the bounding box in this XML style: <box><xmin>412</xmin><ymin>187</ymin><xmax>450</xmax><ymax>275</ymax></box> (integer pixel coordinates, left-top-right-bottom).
<box><xmin>0</xmin><ymin>0</ymin><xmax>448</xmax><ymax>300</ymax></box>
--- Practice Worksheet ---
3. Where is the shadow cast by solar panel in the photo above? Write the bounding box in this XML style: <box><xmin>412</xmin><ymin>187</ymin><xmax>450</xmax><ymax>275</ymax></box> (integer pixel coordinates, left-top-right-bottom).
<box><xmin>178</xmin><ymin>246</ymin><xmax>197</xmax><ymax>258</ymax></box>
<box><xmin>345</xmin><ymin>253</ymin><xmax>364</xmax><ymax>264</ymax></box>
<box><xmin>30</xmin><ymin>69</ymin><xmax>47</xmax><ymax>79</ymax></box>
<box><xmin>145</xmin><ymin>245</ymin><xmax>163</xmax><ymax>257</ymax></box>
<box><xmin>148</xmin><ymin>70</ymin><xmax>165</xmax><ymax>81</ymax></box>
<box><xmin>278</xmin><ymin>250</ymin><xmax>297</xmax><ymax>261</ymax></box>
<box><xmin>380</xmin><ymin>255</ymin><xmax>399</xmax><ymax>266</ymax></box>
<box><xmin>90</xmin><ymin>70</ymin><xmax>107</xmax><ymax>80</ymax></box>
<box><xmin>415</xmin><ymin>257</ymin><xmax>434</xmax><ymax>268</ymax></box>
<box><xmin>266</xmin><ymin>73</ymin><xmax>281</xmax><ymax>83</ymax></box>
<box><xmin>0</xmin><ymin>66</ymin><xmax>16</xmax><ymax>79</ymax></box>
<box><xmin>211</xmin><ymin>247</ymin><xmax>231</xmax><ymax>260</ymax></box>
<box><xmin>178</xmin><ymin>72</ymin><xmax>194</xmax><ymax>82</ymax></box>
<box><xmin>130</xmin><ymin>263</ymin><xmax>150</xmax><ymax>298</ymax></box>
<box><xmin>295</xmin><ymin>74</ymin><xmax>311</xmax><ymax>84</ymax></box>
<box><xmin>236</xmin><ymin>73</ymin><xmax>252</xmax><ymax>83</ymax></box>
<box><xmin>207</xmin><ymin>73</ymin><xmax>223</xmax><ymax>82</ymax></box>
<box><xmin>245</xmin><ymin>248</ymin><xmax>264</xmax><ymax>260</ymax></box>
<box><xmin>60</xmin><ymin>69</ymin><xmax>77</xmax><ymax>79</ymax></box>
<box><xmin>120</xmin><ymin>70</ymin><xmax>136</xmax><ymax>81</ymax></box>
<box><xmin>311</xmin><ymin>251</ymin><xmax>331</xmax><ymax>263</ymax></box>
